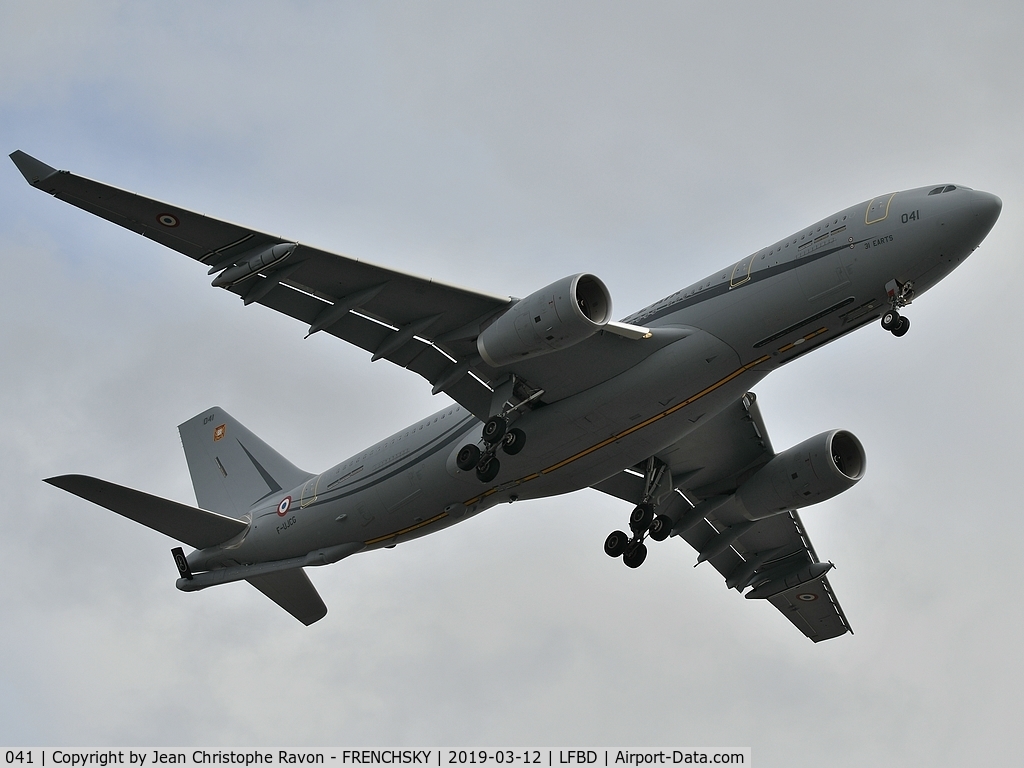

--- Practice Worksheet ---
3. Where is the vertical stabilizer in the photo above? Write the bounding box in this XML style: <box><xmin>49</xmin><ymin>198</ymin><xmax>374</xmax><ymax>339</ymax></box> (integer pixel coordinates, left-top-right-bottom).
<box><xmin>178</xmin><ymin>407</ymin><xmax>312</xmax><ymax>518</ymax></box>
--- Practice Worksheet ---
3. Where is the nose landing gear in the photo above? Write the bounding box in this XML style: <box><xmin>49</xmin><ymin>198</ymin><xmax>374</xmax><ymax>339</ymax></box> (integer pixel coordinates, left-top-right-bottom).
<box><xmin>881</xmin><ymin>308</ymin><xmax>910</xmax><ymax>337</ymax></box>
<box><xmin>882</xmin><ymin>279</ymin><xmax>914</xmax><ymax>337</ymax></box>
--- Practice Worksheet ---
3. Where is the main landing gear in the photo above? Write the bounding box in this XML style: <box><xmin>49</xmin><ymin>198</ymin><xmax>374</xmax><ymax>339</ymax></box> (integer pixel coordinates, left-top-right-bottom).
<box><xmin>457</xmin><ymin>384</ymin><xmax>543</xmax><ymax>483</ymax></box>
<box><xmin>881</xmin><ymin>279</ymin><xmax>914</xmax><ymax>338</ymax></box>
<box><xmin>456</xmin><ymin>416</ymin><xmax>527</xmax><ymax>482</ymax></box>
<box><xmin>604</xmin><ymin>458</ymin><xmax>674</xmax><ymax>569</ymax></box>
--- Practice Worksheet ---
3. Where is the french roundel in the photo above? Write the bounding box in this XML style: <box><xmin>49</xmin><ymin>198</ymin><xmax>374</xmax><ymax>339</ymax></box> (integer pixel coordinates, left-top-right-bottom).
<box><xmin>156</xmin><ymin>212</ymin><xmax>180</xmax><ymax>227</ymax></box>
<box><xmin>277</xmin><ymin>496</ymin><xmax>292</xmax><ymax>516</ymax></box>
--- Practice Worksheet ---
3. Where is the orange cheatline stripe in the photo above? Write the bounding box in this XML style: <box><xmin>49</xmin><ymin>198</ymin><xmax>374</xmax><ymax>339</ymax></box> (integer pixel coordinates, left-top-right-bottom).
<box><xmin>460</xmin><ymin>354</ymin><xmax>772</xmax><ymax>506</ymax></box>
<box><xmin>777</xmin><ymin>327</ymin><xmax>828</xmax><ymax>353</ymax></box>
<box><xmin>364</xmin><ymin>510</ymin><xmax>449</xmax><ymax>546</ymax></box>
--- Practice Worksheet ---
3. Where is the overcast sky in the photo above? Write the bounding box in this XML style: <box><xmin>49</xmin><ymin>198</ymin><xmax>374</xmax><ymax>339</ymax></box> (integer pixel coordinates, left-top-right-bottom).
<box><xmin>2</xmin><ymin>2</ymin><xmax>1023</xmax><ymax>764</ymax></box>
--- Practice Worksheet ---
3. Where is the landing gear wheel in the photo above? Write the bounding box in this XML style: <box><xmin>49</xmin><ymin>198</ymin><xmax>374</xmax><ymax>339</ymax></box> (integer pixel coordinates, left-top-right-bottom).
<box><xmin>623</xmin><ymin>543</ymin><xmax>648</xmax><ymax>569</ymax></box>
<box><xmin>604</xmin><ymin>530</ymin><xmax>629</xmax><ymax>558</ymax></box>
<box><xmin>892</xmin><ymin>316</ymin><xmax>910</xmax><ymax>337</ymax></box>
<box><xmin>476</xmin><ymin>457</ymin><xmax>500</xmax><ymax>483</ymax></box>
<box><xmin>629</xmin><ymin>503</ymin><xmax>655</xmax><ymax>533</ymax></box>
<box><xmin>456</xmin><ymin>444</ymin><xmax>481</xmax><ymax>471</ymax></box>
<box><xmin>649</xmin><ymin>514</ymin><xmax>672</xmax><ymax>542</ymax></box>
<box><xmin>501</xmin><ymin>428</ymin><xmax>526</xmax><ymax>456</ymax></box>
<box><xmin>881</xmin><ymin>309</ymin><xmax>901</xmax><ymax>331</ymax></box>
<box><xmin>481</xmin><ymin>416</ymin><xmax>507</xmax><ymax>444</ymax></box>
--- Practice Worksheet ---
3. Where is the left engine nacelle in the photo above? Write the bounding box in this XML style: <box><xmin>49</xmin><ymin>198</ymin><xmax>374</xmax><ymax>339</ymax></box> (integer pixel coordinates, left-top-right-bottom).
<box><xmin>735</xmin><ymin>429</ymin><xmax>866</xmax><ymax>520</ymax></box>
<box><xmin>476</xmin><ymin>273</ymin><xmax>613</xmax><ymax>368</ymax></box>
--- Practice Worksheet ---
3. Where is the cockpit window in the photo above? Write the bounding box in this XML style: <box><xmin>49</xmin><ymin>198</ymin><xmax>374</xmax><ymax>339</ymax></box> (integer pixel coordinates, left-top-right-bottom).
<box><xmin>942</xmin><ymin>185</ymin><xmax>957</xmax><ymax>193</ymax></box>
<box><xmin>929</xmin><ymin>185</ymin><xmax>958</xmax><ymax>195</ymax></box>
<box><xmin>928</xmin><ymin>187</ymin><xmax>944</xmax><ymax>195</ymax></box>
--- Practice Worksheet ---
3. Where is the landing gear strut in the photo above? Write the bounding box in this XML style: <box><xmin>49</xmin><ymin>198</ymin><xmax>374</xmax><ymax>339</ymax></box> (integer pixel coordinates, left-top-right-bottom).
<box><xmin>604</xmin><ymin>457</ymin><xmax>670</xmax><ymax>568</ymax></box>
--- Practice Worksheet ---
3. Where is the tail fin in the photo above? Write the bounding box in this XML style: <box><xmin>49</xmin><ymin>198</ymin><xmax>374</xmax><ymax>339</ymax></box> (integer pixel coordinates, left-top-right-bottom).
<box><xmin>178</xmin><ymin>407</ymin><xmax>312</xmax><ymax>518</ymax></box>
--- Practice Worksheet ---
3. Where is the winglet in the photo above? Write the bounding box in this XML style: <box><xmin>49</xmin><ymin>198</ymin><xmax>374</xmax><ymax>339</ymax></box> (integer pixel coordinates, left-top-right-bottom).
<box><xmin>9</xmin><ymin>150</ymin><xmax>59</xmax><ymax>187</ymax></box>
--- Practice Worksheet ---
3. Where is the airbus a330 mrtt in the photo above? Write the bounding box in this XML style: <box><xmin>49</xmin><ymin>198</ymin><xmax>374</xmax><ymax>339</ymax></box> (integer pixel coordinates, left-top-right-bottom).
<box><xmin>12</xmin><ymin>150</ymin><xmax>1001</xmax><ymax>640</ymax></box>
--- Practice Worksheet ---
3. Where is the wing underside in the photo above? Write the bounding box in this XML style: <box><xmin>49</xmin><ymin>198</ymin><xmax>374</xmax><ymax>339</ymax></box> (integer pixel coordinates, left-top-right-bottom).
<box><xmin>592</xmin><ymin>393</ymin><xmax>852</xmax><ymax>642</ymax></box>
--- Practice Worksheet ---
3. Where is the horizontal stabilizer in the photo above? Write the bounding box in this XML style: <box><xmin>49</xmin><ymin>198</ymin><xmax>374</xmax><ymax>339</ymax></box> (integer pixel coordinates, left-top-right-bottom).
<box><xmin>247</xmin><ymin>569</ymin><xmax>328</xmax><ymax>625</ymax></box>
<box><xmin>45</xmin><ymin>474</ymin><xmax>248</xmax><ymax>550</ymax></box>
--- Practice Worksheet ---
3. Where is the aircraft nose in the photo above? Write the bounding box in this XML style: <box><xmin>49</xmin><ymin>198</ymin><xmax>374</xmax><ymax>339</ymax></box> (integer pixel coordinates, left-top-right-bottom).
<box><xmin>970</xmin><ymin>190</ymin><xmax>1002</xmax><ymax>237</ymax></box>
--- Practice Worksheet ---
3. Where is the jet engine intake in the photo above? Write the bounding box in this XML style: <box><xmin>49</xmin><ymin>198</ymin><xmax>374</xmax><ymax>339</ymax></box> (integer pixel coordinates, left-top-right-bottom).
<box><xmin>735</xmin><ymin>429</ymin><xmax>865</xmax><ymax>520</ymax></box>
<box><xmin>476</xmin><ymin>274</ymin><xmax>613</xmax><ymax>368</ymax></box>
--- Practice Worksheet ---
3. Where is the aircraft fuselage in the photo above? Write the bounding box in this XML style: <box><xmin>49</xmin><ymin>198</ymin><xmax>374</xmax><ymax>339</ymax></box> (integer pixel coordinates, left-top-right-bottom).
<box><xmin>188</xmin><ymin>184</ymin><xmax>1001</xmax><ymax>573</ymax></box>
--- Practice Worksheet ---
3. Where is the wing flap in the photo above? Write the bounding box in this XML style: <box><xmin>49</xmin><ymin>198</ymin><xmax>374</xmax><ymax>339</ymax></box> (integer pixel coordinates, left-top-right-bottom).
<box><xmin>45</xmin><ymin>474</ymin><xmax>248</xmax><ymax>550</ymax></box>
<box><xmin>246</xmin><ymin>568</ymin><xmax>328</xmax><ymax>626</ymax></box>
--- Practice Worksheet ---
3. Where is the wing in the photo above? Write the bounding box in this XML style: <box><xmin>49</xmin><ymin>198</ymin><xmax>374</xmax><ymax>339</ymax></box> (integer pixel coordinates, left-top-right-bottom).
<box><xmin>11</xmin><ymin>151</ymin><xmax>516</xmax><ymax>418</ymax></box>
<box><xmin>592</xmin><ymin>392</ymin><xmax>852</xmax><ymax>642</ymax></box>
<box><xmin>12</xmin><ymin>151</ymin><xmax>655</xmax><ymax>419</ymax></box>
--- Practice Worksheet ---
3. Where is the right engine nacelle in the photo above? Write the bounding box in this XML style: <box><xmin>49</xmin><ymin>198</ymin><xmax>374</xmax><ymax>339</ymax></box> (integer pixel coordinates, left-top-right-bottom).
<box><xmin>735</xmin><ymin>430</ymin><xmax>866</xmax><ymax>520</ymax></box>
<box><xmin>476</xmin><ymin>273</ymin><xmax>613</xmax><ymax>368</ymax></box>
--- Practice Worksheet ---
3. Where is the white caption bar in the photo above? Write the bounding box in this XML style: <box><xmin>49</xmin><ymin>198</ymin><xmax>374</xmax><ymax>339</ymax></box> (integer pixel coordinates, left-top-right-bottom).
<box><xmin>1</xmin><ymin>751</ymin><xmax>751</xmax><ymax>768</ymax></box>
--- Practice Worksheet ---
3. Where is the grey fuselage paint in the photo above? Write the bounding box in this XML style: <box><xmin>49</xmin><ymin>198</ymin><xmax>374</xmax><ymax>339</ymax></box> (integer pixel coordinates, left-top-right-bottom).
<box><xmin>187</xmin><ymin>185</ymin><xmax>1001</xmax><ymax>573</ymax></box>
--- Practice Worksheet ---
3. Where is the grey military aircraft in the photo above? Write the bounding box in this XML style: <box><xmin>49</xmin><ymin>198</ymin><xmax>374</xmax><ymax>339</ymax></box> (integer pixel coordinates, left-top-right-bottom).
<box><xmin>12</xmin><ymin>150</ymin><xmax>1001</xmax><ymax>640</ymax></box>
